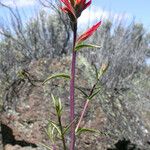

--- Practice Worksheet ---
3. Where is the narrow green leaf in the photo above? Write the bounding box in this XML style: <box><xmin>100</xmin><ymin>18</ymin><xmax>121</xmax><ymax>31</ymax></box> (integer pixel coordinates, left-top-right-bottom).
<box><xmin>58</xmin><ymin>98</ymin><xmax>62</xmax><ymax>110</ymax></box>
<box><xmin>46</xmin><ymin>128</ymin><xmax>55</xmax><ymax>143</ymax></box>
<box><xmin>93</xmin><ymin>64</ymin><xmax>99</xmax><ymax>80</ymax></box>
<box><xmin>95</xmin><ymin>86</ymin><xmax>101</xmax><ymax>90</ymax></box>
<box><xmin>89</xmin><ymin>89</ymin><xmax>101</xmax><ymax>100</ymax></box>
<box><xmin>51</xmin><ymin>94</ymin><xmax>63</xmax><ymax>116</ymax></box>
<box><xmin>75</xmin><ymin>86</ymin><xmax>88</xmax><ymax>98</ymax></box>
<box><xmin>57</xmin><ymin>98</ymin><xmax>63</xmax><ymax>116</ymax></box>
<box><xmin>75</xmin><ymin>43</ymin><xmax>101</xmax><ymax>51</ymax></box>
<box><xmin>51</xmin><ymin>122</ymin><xmax>61</xmax><ymax>136</ymax></box>
<box><xmin>46</xmin><ymin>123</ymin><xmax>56</xmax><ymax>143</ymax></box>
<box><xmin>43</xmin><ymin>73</ymin><xmax>70</xmax><ymax>84</ymax></box>
<box><xmin>48</xmin><ymin>120</ymin><xmax>58</xmax><ymax>127</ymax></box>
<box><xmin>98</xmin><ymin>63</ymin><xmax>109</xmax><ymax>79</ymax></box>
<box><xmin>45</xmin><ymin>128</ymin><xmax>52</xmax><ymax>141</ymax></box>
<box><xmin>51</xmin><ymin>94</ymin><xmax>56</xmax><ymax>107</ymax></box>
<box><xmin>63</xmin><ymin>117</ymin><xmax>77</xmax><ymax>135</ymax></box>
<box><xmin>76</xmin><ymin>127</ymin><xmax>97</xmax><ymax>135</ymax></box>
<box><xmin>48</xmin><ymin>120</ymin><xmax>61</xmax><ymax>136</ymax></box>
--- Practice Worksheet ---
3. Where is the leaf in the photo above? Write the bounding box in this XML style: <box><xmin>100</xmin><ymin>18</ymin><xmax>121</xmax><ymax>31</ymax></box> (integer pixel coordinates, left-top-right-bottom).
<box><xmin>75</xmin><ymin>86</ymin><xmax>88</xmax><ymax>98</ymax></box>
<box><xmin>51</xmin><ymin>94</ymin><xmax>63</xmax><ymax>117</ymax></box>
<box><xmin>51</xmin><ymin>122</ymin><xmax>61</xmax><ymax>135</ymax></box>
<box><xmin>48</xmin><ymin>121</ymin><xmax>61</xmax><ymax>136</ymax></box>
<box><xmin>95</xmin><ymin>86</ymin><xmax>101</xmax><ymax>90</ymax></box>
<box><xmin>46</xmin><ymin>122</ymin><xmax>57</xmax><ymax>143</ymax></box>
<box><xmin>63</xmin><ymin>117</ymin><xmax>77</xmax><ymax>135</ymax></box>
<box><xmin>57</xmin><ymin>98</ymin><xmax>63</xmax><ymax>116</ymax></box>
<box><xmin>43</xmin><ymin>73</ymin><xmax>70</xmax><ymax>84</ymax></box>
<box><xmin>98</xmin><ymin>63</ymin><xmax>109</xmax><ymax>79</ymax></box>
<box><xmin>76</xmin><ymin>127</ymin><xmax>97</xmax><ymax>135</ymax></box>
<box><xmin>88</xmin><ymin>89</ymin><xmax>101</xmax><ymax>100</ymax></box>
<box><xmin>51</xmin><ymin>94</ymin><xmax>56</xmax><ymax>107</ymax></box>
<box><xmin>47</xmin><ymin>125</ymin><xmax>53</xmax><ymax>140</ymax></box>
<box><xmin>75</xmin><ymin>43</ymin><xmax>101</xmax><ymax>51</ymax></box>
<box><xmin>76</xmin><ymin>21</ymin><xmax>102</xmax><ymax>44</ymax></box>
<box><xmin>93</xmin><ymin>64</ymin><xmax>99</xmax><ymax>80</ymax></box>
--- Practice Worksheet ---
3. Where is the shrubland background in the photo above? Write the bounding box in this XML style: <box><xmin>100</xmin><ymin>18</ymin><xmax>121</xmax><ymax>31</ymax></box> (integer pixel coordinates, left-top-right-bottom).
<box><xmin>0</xmin><ymin>1</ymin><xmax>150</xmax><ymax>107</ymax></box>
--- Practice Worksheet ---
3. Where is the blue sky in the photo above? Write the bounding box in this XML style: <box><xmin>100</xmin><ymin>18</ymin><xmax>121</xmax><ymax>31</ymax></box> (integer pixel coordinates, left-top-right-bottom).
<box><xmin>94</xmin><ymin>0</ymin><xmax>150</xmax><ymax>29</ymax></box>
<box><xmin>0</xmin><ymin>0</ymin><xmax>149</xmax><ymax>64</ymax></box>
<box><xmin>0</xmin><ymin>0</ymin><xmax>150</xmax><ymax>29</ymax></box>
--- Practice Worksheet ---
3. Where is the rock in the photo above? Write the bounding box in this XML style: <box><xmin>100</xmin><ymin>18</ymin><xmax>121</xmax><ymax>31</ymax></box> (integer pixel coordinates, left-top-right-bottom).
<box><xmin>1</xmin><ymin>55</ymin><xmax>150</xmax><ymax>149</ymax></box>
<box><xmin>4</xmin><ymin>144</ymin><xmax>20</xmax><ymax>150</ymax></box>
<box><xmin>107</xmin><ymin>138</ymin><xmax>142</xmax><ymax>150</ymax></box>
<box><xmin>4</xmin><ymin>144</ymin><xmax>43</xmax><ymax>150</ymax></box>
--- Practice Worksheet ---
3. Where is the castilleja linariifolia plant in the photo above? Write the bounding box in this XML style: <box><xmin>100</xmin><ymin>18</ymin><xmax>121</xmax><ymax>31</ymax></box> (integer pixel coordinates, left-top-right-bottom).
<box><xmin>43</xmin><ymin>0</ymin><xmax>105</xmax><ymax>150</ymax></box>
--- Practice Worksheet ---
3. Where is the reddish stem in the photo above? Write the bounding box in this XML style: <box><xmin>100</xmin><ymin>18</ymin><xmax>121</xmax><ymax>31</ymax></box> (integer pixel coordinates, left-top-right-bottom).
<box><xmin>76</xmin><ymin>81</ymin><xmax>98</xmax><ymax>132</ymax></box>
<box><xmin>52</xmin><ymin>144</ymin><xmax>56</xmax><ymax>150</ymax></box>
<box><xmin>76</xmin><ymin>99</ymin><xmax>89</xmax><ymax>132</ymax></box>
<box><xmin>70</xmin><ymin>23</ymin><xmax>77</xmax><ymax>150</ymax></box>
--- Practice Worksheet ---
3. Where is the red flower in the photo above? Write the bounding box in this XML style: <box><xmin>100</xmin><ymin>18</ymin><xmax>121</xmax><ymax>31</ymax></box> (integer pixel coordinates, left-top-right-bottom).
<box><xmin>77</xmin><ymin>21</ymin><xmax>102</xmax><ymax>44</ymax></box>
<box><xmin>76</xmin><ymin>0</ymin><xmax>91</xmax><ymax>8</ymax></box>
<box><xmin>60</xmin><ymin>0</ymin><xmax>76</xmax><ymax>18</ymax></box>
<box><xmin>60</xmin><ymin>0</ymin><xmax>92</xmax><ymax>19</ymax></box>
<box><xmin>75</xmin><ymin>0</ymin><xmax>91</xmax><ymax>17</ymax></box>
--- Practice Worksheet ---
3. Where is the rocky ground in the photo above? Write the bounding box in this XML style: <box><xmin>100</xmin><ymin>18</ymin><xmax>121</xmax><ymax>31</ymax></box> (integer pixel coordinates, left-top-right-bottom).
<box><xmin>0</xmin><ymin>55</ymin><xmax>150</xmax><ymax>150</ymax></box>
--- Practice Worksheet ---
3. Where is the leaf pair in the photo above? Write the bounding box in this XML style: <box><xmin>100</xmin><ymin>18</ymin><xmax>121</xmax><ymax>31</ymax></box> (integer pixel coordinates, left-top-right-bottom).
<box><xmin>88</xmin><ymin>88</ymin><xmax>101</xmax><ymax>100</ymax></box>
<box><xmin>46</xmin><ymin>121</ymin><xmax>58</xmax><ymax>144</ymax></box>
<box><xmin>51</xmin><ymin>94</ymin><xmax>63</xmax><ymax>117</ymax></box>
<box><xmin>76</xmin><ymin>86</ymin><xmax>101</xmax><ymax>100</ymax></box>
<box><xmin>94</xmin><ymin>63</ymin><xmax>109</xmax><ymax>80</ymax></box>
<box><xmin>75</xmin><ymin>21</ymin><xmax>102</xmax><ymax>51</ymax></box>
<box><xmin>75</xmin><ymin>43</ymin><xmax>101</xmax><ymax>51</ymax></box>
<box><xmin>76</xmin><ymin>127</ymin><xmax>97</xmax><ymax>136</ymax></box>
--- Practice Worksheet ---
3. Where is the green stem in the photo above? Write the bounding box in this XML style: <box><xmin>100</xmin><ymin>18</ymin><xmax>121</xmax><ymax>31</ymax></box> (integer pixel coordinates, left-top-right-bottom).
<box><xmin>58</xmin><ymin>115</ymin><xmax>66</xmax><ymax>150</ymax></box>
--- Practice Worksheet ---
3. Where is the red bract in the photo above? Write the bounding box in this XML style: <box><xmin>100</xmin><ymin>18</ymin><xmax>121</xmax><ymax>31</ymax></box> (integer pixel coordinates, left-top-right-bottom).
<box><xmin>76</xmin><ymin>0</ymin><xmax>91</xmax><ymax>7</ymax></box>
<box><xmin>75</xmin><ymin>0</ymin><xmax>92</xmax><ymax>17</ymax></box>
<box><xmin>60</xmin><ymin>0</ymin><xmax>76</xmax><ymax>18</ymax></box>
<box><xmin>77</xmin><ymin>21</ymin><xmax>102</xmax><ymax>44</ymax></box>
<box><xmin>60</xmin><ymin>0</ymin><xmax>92</xmax><ymax>19</ymax></box>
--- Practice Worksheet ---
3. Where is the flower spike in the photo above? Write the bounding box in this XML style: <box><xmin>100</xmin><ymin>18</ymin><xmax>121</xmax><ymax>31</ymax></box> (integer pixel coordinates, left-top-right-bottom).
<box><xmin>77</xmin><ymin>21</ymin><xmax>102</xmax><ymax>44</ymax></box>
<box><xmin>60</xmin><ymin>0</ymin><xmax>76</xmax><ymax>18</ymax></box>
<box><xmin>60</xmin><ymin>0</ymin><xmax>92</xmax><ymax>19</ymax></box>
